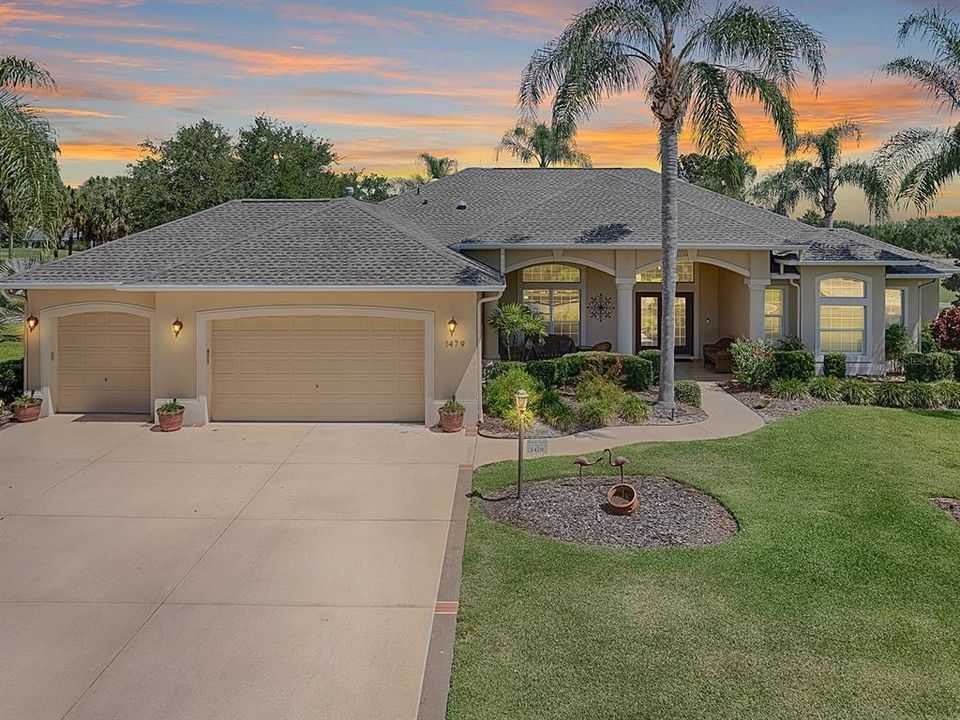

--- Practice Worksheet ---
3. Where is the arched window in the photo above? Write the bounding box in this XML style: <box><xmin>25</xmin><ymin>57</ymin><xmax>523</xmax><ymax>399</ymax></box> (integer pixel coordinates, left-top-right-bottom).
<box><xmin>818</xmin><ymin>276</ymin><xmax>869</xmax><ymax>354</ymax></box>
<box><xmin>520</xmin><ymin>264</ymin><xmax>583</xmax><ymax>343</ymax></box>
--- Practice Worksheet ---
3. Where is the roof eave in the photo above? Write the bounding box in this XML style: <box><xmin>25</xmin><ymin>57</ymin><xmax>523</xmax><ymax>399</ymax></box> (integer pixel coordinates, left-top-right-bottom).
<box><xmin>453</xmin><ymin>242</ymin><xmax>809</xmax><ymax>252</ymax></box>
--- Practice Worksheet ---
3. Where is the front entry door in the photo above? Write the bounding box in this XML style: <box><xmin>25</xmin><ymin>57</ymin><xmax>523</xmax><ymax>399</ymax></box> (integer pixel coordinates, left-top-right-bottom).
<box><xmin>636</xmin><ymin>292</ymin><xmax>694</xmax><ymax>355</ymax></box>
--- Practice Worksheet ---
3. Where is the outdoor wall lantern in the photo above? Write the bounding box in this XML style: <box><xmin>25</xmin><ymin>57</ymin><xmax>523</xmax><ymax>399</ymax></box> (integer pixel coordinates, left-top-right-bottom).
<box><xmin>515</xmin><ymin>388</ymin><xmax>529</xmax><ymax>500</ymax></box>
<box><xmin>25</xmin><ymin>315</ymin><xmax>39</xmax><ymax>332</ymax></box>
<box><xmin>172</xmin><ymin>318</ymin><xmax>184</xmax><ymax>337</ymax></box>
<box><xmin>447</xmin><ymin>316</ymin><xmax>458</xmax><ymax>336</ymax></box>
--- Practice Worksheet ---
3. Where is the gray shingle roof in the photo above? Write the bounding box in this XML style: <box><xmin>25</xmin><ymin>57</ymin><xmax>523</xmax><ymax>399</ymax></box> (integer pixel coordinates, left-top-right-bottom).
<box><xmin>797</xmin><ymin>228</ymin><xmax>957</xmax><ymax>268</ymax></box>
<box><xmin>4</xmin><ymin>197</ymin><xmax>502</xmax><ymax>290</ymax></box>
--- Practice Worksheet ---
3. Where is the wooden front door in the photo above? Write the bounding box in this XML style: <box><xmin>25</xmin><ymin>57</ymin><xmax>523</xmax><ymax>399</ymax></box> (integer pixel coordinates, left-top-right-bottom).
<box><xmin>636</xmin><ymin>292</ymin><xmax>694</xmax><ymax>355</ymax></box>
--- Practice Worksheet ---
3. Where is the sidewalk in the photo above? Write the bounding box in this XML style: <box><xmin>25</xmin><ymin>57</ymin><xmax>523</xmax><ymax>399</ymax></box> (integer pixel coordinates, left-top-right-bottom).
<box><xmin>473</xmin><ymin>382</ymin><xmax>764</xmax><ymax>467</ymax></box>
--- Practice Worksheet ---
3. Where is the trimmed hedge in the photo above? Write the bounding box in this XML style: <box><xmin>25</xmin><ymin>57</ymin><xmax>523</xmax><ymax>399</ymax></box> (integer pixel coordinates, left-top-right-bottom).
<box><xmin>822</xmin><ymin>353</ymin><xmax>847</xmax><ymax>379</ymax></box>
<box><xmin>903</xmin><ymin>352</ymin><xmax>955</xmax><ymax>383</ymax></box>
<box><xmin>622</xmin><ymin>356</ymin><xmax>654</xmax><ymax>392</ymax></box>
<box><xmin>636</xmin><ymin>349</ymin><xmax>661</xmax><ymax>382</ymax></box>
<box><xmin>773</xmin><ymin>350</ymin><xmax>815</xmax><ymax>381</ymax></box>
<box><xmin>946</xmin><ymin>350</ymin><xmax>960</xmax><ymax>381</ymax></box>
<box><xmin>675</xmin><ymin>379</ymin><xmax>701</xmax><ymax>407</ymax></box>
<box><xmin>488</xmin><ymin>352</ymin><xmax>654</xmax><ymax>392</ymax></box>
<box><xmin>0</xmin><ymin>358</ymin><xmax>24</xmax><ymax>404</ymax></box>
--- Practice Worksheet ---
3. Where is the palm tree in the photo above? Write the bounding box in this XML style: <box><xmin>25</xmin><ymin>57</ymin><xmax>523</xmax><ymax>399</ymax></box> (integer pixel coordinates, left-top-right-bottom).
<box><xmin>875</xmin><ymin>8</ymin><xmax>960</xmax><ymax>212</ymax></box>
<box><xmin>519</xmin><ymin>0</ymin><xmax>824</xmax><ymax>409</ymax></box>
<box><xmin>0</xmin><ymin>56</ymin><xmax>63</xmax><ymax>248</ymax></box>
<box><xmin>678</xmin><ymin>151</ymin><xmax>756</xmax><ymax>198</ymax></box>
<box><xmin>751</xmin><ymin>120</ymin><xmax>889</xmax><ymax>227</ymax></box>
<box><xmin>0</xmin><ymin>257</ymin><xmax>37</xmax><ymax>324</ymax></box>
<box><xmin>495</xmin><ymin>119</ymin><xmax>592</xmax><ymax>167</ymax></box>
<box><xmin>417</xmin><ymin>153</ymin><xmax>458</xmax><ymax>180</ymax></box>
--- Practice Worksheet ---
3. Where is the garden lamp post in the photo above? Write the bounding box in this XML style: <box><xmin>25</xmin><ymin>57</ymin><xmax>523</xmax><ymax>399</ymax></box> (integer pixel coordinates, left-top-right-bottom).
<box><xmin>515</xmin><ymin>389</ymin><xmax>528</xmax><ymax>499</ymax></box>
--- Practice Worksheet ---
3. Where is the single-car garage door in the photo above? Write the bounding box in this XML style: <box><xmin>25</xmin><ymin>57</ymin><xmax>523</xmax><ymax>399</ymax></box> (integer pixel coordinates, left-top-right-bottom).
<box><xmin>211</xmin><ymin>315</ymin><xmax>425</xmax><ymax>422</ymax></box>
<box><xmin>57</xmin><ymin>312</ymin><xmax>151</xmax><ymax>414</ymax></box>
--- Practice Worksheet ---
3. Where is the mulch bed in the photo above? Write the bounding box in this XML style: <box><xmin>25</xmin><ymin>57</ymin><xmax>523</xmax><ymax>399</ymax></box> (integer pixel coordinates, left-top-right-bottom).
<box><xmin>478</xmin><ymin>474</ymin><xmax>739</xmax><ymax>549</ymax></box>
<box><xmin>722</xmin><ymin>381</ymin><xmax>828</xmax><ymax>424</ymax></box>
<box><xmin>932</xmin><ymin>497</ymin><xmax>960</xmax><ymax>523</ymax></box>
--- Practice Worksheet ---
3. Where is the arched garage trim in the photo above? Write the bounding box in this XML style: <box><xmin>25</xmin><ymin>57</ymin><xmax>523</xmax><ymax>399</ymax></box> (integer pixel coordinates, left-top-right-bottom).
<box><xmin>36</xmin><ymin>302</ymin><xmax>156</xmax><ymax>416</ymax></box>
<box><xmin>195</xmin><ymin>305</ymin><xmax>436</xmax><ymax>424</ymax></box>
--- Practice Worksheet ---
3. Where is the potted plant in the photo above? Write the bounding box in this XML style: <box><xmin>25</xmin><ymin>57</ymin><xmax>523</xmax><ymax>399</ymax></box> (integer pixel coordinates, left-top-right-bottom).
<box><xmin>157</xmin><ymin>398</ymin><xmax>185</xmax><ymax>432</ymax></box>
<box><xmin>10</xmin><ymin>392</ymin><xmax>42</xmax><ymax>422</ymax></box>
<box><xmin>438</xmin><ymin>397</ymin><xmax>465</xmax><ymax>433</ymax></box>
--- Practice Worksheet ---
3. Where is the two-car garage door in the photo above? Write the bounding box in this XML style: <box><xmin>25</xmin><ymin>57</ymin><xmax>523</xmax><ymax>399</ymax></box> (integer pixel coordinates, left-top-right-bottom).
<box><xmin>210</xmin><ymin>315</ymin><xmax>425</xmax><ymax>422</ymax></box>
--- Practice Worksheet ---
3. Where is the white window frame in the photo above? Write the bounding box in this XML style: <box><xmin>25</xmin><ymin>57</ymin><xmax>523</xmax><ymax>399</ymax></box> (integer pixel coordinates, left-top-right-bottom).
<box><xmin>815</xmin><ymin>272</ymin><xmax>871</xmax><ymax>360</ymax></box>
<box><xmin>764</xmin><ymin>286</ymin><xmax>786</xmax><ymax>341</ymax></box>
<box><xmin>884</xmin><ymin>286</ymin><xmax>906</xmax><ymax>328</ymax></box>
<box><xmin>519</xmin><ymin>263</ymin><xmax>585</xmax><ymax>341</ymax></box>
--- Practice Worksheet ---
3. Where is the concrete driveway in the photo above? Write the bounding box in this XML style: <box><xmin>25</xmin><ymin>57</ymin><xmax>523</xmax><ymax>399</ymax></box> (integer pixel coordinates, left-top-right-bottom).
<box><xmin>0</xmin><ymin>415</ymin><xmax>471</xmax><ymax>720</ymax></box>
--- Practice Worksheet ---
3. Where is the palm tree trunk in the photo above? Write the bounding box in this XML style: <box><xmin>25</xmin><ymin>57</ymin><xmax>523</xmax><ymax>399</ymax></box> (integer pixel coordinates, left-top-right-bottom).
<box><xmin>822</xmin><ymin>188</ymin><xmax>836</xmax><ymax>229</ymax></box>
<box><xmin>658</xmin><ymin>123</ymin><xmax>679</xmax><ymax>410</ymax></box>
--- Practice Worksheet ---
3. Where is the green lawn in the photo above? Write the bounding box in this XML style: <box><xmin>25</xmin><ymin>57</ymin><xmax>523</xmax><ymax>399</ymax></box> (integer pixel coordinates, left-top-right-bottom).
<box><xmin>942</xmin><ymin>284</ymin><xmax>959</xmax><ymax>306</ymax></box>
<box><xmin>0</xmin><ymin>323</ymin><xmax>23</xmax><ymax>362</ymax></box>
<box><xmin>451</xmin><ymin>408</ymin><xmax>960</xmax><ymax>719</ymax></box>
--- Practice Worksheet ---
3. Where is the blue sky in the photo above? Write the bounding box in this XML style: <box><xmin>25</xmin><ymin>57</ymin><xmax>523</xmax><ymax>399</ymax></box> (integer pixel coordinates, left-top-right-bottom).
<box><xmin>6</xmin><ymin>0</ymin><xmax>960</xmax><ymax>221</ymax></box>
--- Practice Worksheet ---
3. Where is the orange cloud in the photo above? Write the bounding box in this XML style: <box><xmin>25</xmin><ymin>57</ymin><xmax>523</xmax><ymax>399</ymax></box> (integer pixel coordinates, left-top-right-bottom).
<box><xmin>59</xmin><ymin>140</ymin><xmax>141</xmax><ymax>161</ymax></box>
<box><xmin>36</xmin><ymin>106</ymin><xmax>122</xmax><ymax>118</ymax></box>
<box><xmin>0</xmin><ymin>2</ymin><xmax>184</xmax><ymax>30</ymax></box>
<box><xmin>397</xmin><ymin>7</ymin><xmax>548</xmax><ymax>38</ymax></box>
<box><xmin>35</xmin><ymin>79</ymin><xmax>222</xmax><ymax>107</ymax></box>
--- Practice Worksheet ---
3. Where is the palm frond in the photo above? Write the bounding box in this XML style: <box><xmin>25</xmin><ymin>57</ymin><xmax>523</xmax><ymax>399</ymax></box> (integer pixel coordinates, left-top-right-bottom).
<box><xmin>896</xmin><ymin>8</ymin><xmax>960</xmax><ymax>66</ymax></box>
<box><xmin>0</xmin><ymin>56</ymin><xmax>55</xmax><ymax>90</ymax></box>
<box><xmin>834</xmin><ymin>161</ymin><xmax>890</xmax><ymax>222</ymax></box>
<box><xmin>727</xmin><ymin>67</ymin><xmax>797</xmax><ymax>150</ymax></box>
<box><xmin>883</xmin><ymin>56</ymin><xmax>960</xmax><ymax>110</ymax></box>
<box><xmin>792</xmin><ymin>119</ymin><xmax>861</xmax><ymax>168</ymax></box>
<box><xmin>750</xmin><ymin>160</ymin><xmax>815</xmax><ymax>215</ymax></box>
<box><xmin>686</xmin><ymin>62</ymin><xmax>741</xmax><ymax>156</ymax></box>
<box><xmin>417</xmin><ymin>153</ymin><xmax>457</xmax><ymax>180</ymax></box>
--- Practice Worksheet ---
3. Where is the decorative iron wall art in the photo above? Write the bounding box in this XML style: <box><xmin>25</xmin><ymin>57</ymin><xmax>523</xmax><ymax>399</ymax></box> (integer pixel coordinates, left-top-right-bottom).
<box><xmin>587</xmin><ymin>293</ymin><xmax>614</xmax><ymax>321</ymax></box>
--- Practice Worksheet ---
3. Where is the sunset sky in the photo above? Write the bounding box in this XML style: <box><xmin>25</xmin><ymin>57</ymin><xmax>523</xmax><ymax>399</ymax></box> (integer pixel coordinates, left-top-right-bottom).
<box><xmin>5</xmin><ymin>0</ymin><xmax>960</xmax><ymax>222</ymax></box>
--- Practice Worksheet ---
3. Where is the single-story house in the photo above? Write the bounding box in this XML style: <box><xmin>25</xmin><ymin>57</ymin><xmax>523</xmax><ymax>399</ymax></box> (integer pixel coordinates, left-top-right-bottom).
<box><xmin>4</xmin><ymin>168</ymin><xmax>955</xmax><ymax>425</ymax></box>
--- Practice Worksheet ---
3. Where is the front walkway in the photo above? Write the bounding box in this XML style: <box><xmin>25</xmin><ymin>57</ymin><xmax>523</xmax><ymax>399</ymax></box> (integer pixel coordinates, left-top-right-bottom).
<box><xmin>473</xmin><ymin>382</ymin><xmax>763</xmax><ymax>466</ymax></box>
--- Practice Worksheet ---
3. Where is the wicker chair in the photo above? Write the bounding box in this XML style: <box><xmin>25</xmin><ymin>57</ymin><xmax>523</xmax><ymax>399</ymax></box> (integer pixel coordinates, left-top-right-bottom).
<box><xmin>525</xmin><ymin>334</ymin><xmax>577</xmax><ymax>359</ymax></box>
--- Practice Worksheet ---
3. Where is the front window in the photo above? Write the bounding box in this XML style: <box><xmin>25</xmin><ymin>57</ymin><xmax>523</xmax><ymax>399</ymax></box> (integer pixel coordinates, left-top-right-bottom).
<box><xmin>885</xmin><ymin>288</ymin><xmax>904</xmax><ymax>327</ymax></box>
<box><xmin>818</xmin><ymin>276</ymin><xmax>869</xmax><ymax>355</ymax></box>
<box><xmin>820</xmin><ymin>277</ymin><xmax>865</xmax><ymax>298</ymax></box>
<box><xmin>521</xmin><ymin>264</ymin><xmax>582</xmax><ymax>343</ymax></box>
<box><xmin>636</xmin><ymin>260</ymin><xmax>695</xmax><ymax>283</ymax></box>
<box><xmin>764</xmin><ymin>287</ymin><xmax>785</xmax><ymax>340</ymax></box>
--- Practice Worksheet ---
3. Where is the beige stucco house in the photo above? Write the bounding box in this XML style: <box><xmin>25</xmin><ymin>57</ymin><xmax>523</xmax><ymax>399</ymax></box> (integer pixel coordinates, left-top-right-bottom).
<box><xmin>4</xmin><ymin>168</ymin><xmax>954</xmax><ymax>426</ymax></box>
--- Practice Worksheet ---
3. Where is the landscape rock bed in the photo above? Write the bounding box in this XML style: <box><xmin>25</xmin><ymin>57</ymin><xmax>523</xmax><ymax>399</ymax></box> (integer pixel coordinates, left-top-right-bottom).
<box><xmin>933</xmin><ymin>497</ymin><xmax>960</xmax><ymax>523</ymax></box>
<box><xmin>722</xmin><ymin>382</ymin><xmax>827</xmax><ymax>423</ymax></box>
<box><xmin>478</xmin><ymin>475</ymin><xmax>739</xmax><ymax>549</ymax></box>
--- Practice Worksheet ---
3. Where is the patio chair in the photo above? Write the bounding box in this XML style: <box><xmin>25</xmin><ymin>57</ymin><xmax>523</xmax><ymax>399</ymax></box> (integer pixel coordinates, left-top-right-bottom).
<box><xmin>703</xmin><ymin>337</ymin><xmax>735</xmax><ymax>373</ymax></box>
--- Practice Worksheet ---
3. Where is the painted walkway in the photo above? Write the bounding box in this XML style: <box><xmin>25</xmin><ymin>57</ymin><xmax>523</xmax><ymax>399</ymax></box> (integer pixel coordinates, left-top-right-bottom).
<box><xmin>473</xmin><ymin>382</ymin><xmax>765</xmax><ymax>467</ymax></box>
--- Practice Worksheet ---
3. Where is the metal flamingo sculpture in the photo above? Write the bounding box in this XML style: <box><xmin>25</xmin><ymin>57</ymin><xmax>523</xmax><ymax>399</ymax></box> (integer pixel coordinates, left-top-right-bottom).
<box><xmin>604</xmin><ymin>448</ymin><xmax>629</xmax><ymax>480</ymax></box>
<box><xmin>573</xmin><ymin>454</ymin><xmax>603</xmax><ymax>477</ymax></box>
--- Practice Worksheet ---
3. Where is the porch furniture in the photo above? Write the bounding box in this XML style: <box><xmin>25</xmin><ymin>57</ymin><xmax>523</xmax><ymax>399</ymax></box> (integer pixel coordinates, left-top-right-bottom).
<box><xmin>703</xmin><ymin>337</ymin><xmax>735</xmax><ymax>373</ymax></box>
<box><xmin>589</xmin><ymin>341</ymin><xmax>612</xmax><ymax>352</ymax></box>
<box><xmin>526</xmin><ymin>334</ymin><xmax>577</xmax><ymax>359</ymax></box>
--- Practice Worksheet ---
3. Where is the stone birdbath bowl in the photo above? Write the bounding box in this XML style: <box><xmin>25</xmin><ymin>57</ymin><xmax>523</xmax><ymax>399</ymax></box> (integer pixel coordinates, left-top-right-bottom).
<box><xmin>606</xmin><ymin>483</ymin><xmax>638</xmax><ymax>515</ymax></box>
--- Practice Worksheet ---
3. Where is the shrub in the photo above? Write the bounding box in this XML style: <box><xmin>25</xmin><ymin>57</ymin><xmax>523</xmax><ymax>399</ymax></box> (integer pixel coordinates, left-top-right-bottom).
<box><xmin>932</xmin><ymin>306</ymin><xmax>960</xmax><ymax>350</ymax></box>
<box><xmin>636</xmin><ymin>349</ymin><xmax>661</xmax><ymax>382</ymax></box>
<box><xmin>729</xmin><ymin>338</ymin><xmax>776</xmax><ymax>390</ymax></box>
<box><xmin>576</xmin><ymin>397</ymin><xmax>615</xmax><ymax>429</ymax></box>
<box><xmin>616</xmin><ymin>394</ymin><xmax>651</xmax><ymax>423</ymax></box>
<box><xmin>935</xmin><ymin>381</ymin><xmax>960</xmax><ymax>409</ymax></box>
<box><xmin>839</xmin><ymin>379</ymin><xmax>875</xmax><ymax>405</ymax></box>
<box><xmin>490</xmin><ymin>303</ymin><xmax>547</xmax><ymax>360</ymax></box>
<box><xmin>539</xmin><ymin>390</ymin><xmax>576</xmax><ymax>432</ymax></box>
<box><xmin>775</xmin><ymin>335</ymin><xmax>805</xmax><ymax>351</ymax></box>
<box><xmin>921</xmin><ymin>322</ymin><xmax>939</xmax><ymax>353</ymax></box>
<box><xmin>874</xmin><ymin>382</ymin><xmax>909</xmax><ymax>408</ymax></box>
<box><xmin>0</xmin><ymin>358</ymin><xmax>24</xmax><ymax>404</ymax></box>
<box><xmin>822</xmin><ymin>353</ymin><xmax>847</xmax><ymax>379</ymax></box>
<box><xmin>947</xmin><ymin>350</ymin><xmax>960</xmax><ymax>381</ymax></box>
<box><xmin>674</xmin><ymin>379</ymin><xmax>702</xmax><ymax>407</ymax></box>
<box><xmin>903</xmin><ymin>352</ymin><xmax>954</xmax><ymax>383</ymax></box>
<box><xmin>904</xmin><ymin>381</ymin><xmax>938</xmax><ymax>409</ymax></box>
<box><xmin>773</xmin><ymin>350</ymin><xmax>815</xmax><ymax>381</ymax></box>
<box><xmin>525</xmin><ymin>360</ymin><xmax>559</xmax><ymax>389</ymax></box>
<box><xmin>574</xmin><ymin>373</ymin><xmax>623</xmax><ymax>402</ymax></box>
<box><xmin>484</xmin><ymin>366</ymin><xmax>543</xmax><ymax>418</ymax></box>
<box><xmin>809</xmin><ymin>375</ymin><xmax>842</xmax><ymax>401</ymax></box>
<box><xmin>622</xmin><ymin>356</ymin><xmax>654</xmax><ymax>391</ymax></box>
<box><xmin>554</xmin><ymin>352</ymin><xmax>623</xmax><ymax>386</ymax></box>
<box><xmin>503</xmin><ymin>407</ymin><xmax>536</xmax><ymax>431</ymax></box>
<box><xmin>771</xmin><ymin>378</ymin><xmax>810</xmax><ymax>400</ymax></box>
<box><xmin>885</xmin><ymin>324</ymin><xmax>911</xmax><ymax>363</ymax></box>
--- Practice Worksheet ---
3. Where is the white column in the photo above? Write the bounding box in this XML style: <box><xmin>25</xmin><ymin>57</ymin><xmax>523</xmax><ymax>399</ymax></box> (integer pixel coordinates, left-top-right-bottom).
<box><xmin>747</xmin><ymin>278</ymin><xmax>769</xmax><ymax>340</ymax></box>
<box><xmin>616</xmin><ymin>281</ymin><xmax>635</xmax><ymax>354</ymax></box>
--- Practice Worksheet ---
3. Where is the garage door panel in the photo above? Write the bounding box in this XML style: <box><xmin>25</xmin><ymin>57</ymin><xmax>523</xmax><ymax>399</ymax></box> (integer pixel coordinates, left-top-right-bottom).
<box><xmin>211</xmin><ymin>315</ymin><xmax>425</xmax><ymax>422</ymax></box>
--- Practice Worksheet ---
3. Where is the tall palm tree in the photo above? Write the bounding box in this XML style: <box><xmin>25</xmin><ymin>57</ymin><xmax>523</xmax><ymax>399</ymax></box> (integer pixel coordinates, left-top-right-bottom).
<box><xmin>875</xmin><ymin>8</ymin><xmax>960</xmax><ymax>212</ymax></box>
<box><xmin>417</xmin><ymin>153</ymin><xmax>458</xmax><ymax>180</ymax></box>
<box><xmin>752</xmin><ymin>120</ymin><xmax>889</xmax><ymax>227</ymax></box>
<box><xmin>0</xmin><ymin>56</ymin><xmax>63</xmax><ymax>247</ymax></box>
<box><xmin>496</xmin><ymin>119</ymin><xmax>592</xmax><ymax>167</ymax></box>
<box><xmin>520</xmin><ymin>0</ymin><xmax>825</xmax><ymax>409</ymax></box>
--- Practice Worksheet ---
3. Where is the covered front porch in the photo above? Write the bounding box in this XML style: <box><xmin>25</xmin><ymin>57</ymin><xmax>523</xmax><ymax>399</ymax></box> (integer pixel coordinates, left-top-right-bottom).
<box><xmin>475</xmin><ymin>247</ymin><xmax>796</xmax><ymax>366</ymax></box>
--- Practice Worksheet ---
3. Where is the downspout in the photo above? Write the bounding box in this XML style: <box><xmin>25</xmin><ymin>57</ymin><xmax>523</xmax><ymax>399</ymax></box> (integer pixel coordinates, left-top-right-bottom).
<box><xmin>477</xmin><ymin>290</ymin><xmax>504</xmax><ymax>425</ymax></box>
<box><xmin>777</xmin><ymin>259</ymin><xmax>802</xmax><ymax>341</ymax></box>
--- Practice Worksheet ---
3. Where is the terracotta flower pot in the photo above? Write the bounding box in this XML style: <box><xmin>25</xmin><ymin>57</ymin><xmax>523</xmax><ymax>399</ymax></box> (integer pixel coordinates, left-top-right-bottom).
<box><xmin>438</xmin><ymin>410</ymin><xmax>464</xmax><ymax>433</ymax></box>
<box><xmin>157</xmin><ymin>410</ymin><xmax>184</xmax><ymax>432</ymax></box>
<box><xmin>606</xmin><ymin>483</ymin><xmax>638</xmax><ymax>515</ymax></box>
<box><xmin>12</xmin><ymin>401</ymin><xmax>42</xmax><ymax>423</ymax></box>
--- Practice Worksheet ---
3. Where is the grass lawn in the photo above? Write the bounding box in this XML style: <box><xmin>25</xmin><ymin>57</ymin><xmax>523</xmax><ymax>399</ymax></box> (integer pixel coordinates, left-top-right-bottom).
<box><xmin>941</xmin><ymin>283</ymin><xmax>959</xmax><ymax>307</ymax></box>
<box><xmin>451</xmin><ymin>408</ymin><xmax>960</xmax><ymax>719</ymax></box>
<box><xmin>0</xmin><ymin>323</ymin><xmax>23</xmax><ymax>362</ymax></box>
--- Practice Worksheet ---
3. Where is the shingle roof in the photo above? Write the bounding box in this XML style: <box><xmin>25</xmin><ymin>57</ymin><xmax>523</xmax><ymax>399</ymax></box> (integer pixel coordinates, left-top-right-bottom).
<box><xmin>796</xmin><ymin>228</ymin><xmax>953</xmax><ymax>266</ymax></box>
<box><xmin>3</xmin><ymin>197</ymin><xmax>502</xmax><ymax>290</ymax></box>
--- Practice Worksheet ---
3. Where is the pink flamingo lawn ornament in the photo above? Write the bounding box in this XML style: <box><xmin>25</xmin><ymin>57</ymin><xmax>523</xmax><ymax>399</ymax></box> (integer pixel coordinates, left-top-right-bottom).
<box><xmin>573</xmin><ymin>455</ymin><xmax>603</xmax><ymax>477</ymax></box>
<box><xmin>604</xmin><ymin>448</ymin><xmax>629</xmax><ymax>480</ymax></box>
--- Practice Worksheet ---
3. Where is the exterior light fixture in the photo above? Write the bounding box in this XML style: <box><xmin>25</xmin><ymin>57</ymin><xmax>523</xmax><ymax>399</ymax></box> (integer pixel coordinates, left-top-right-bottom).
<box><xmin>447</xmin><ymin>316</ymin><xmax>458</xmax><ymax>336</ymax></box>
<box><xmin>514</xmin><ymin>389</ymin><xmax>529</xmax><ymax>499</ymax></box>
<box><xmin>25</xmin><ymin>315</ymin><xmax>39</xmax><ymax>332</ymax></box>
<box><xmin>172</xmin><ymin>318</ymin><xmax>184</xmax><ymax>337</ymax></box>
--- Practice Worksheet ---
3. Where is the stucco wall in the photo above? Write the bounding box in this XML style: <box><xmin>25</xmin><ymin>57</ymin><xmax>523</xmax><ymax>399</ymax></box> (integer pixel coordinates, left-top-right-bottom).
<box><xmin>24</xmin><ymin>289</ymin><xmax>482</xmax><ymax>424</ymax></box>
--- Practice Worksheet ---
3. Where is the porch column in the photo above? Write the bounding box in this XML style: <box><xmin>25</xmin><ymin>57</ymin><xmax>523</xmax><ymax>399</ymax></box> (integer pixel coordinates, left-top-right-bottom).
<box><xmin>616</xmin><ymin>280</ymin><xmax>635</xmax><ymax>354</ymax></box>
<box><xmin>747</xmin><ymin>278</ymin><xmax>769</xmax><ymax>340</ymax></box>
<box><xmin>482</xmin><ymin>298</ymin><xmax>500</xmax><ymax>359</ymax></box>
